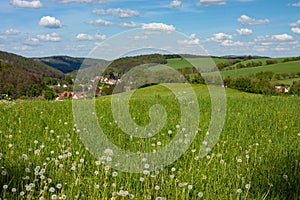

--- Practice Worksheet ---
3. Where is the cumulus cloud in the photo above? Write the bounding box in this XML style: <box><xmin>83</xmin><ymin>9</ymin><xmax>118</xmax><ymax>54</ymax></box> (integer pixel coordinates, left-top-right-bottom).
<box><xmin>291</xmin><ymin>27</ymin><xmax>300</xmax><ymax>34</ymax></box>
<box><xmin>141</xmin><ymin>22</ymin><xmax>175</xmax><ymax>32</ymax></box>
<box><xmin>236</xmin><ymin>28</ymin><xmax>253</xmax><ymax>35</ymax></box>
<box><xmin>289</xmin><ymin>19</ymin><xmax>300</xmax><ymax>27</ymax></box>
<box><xmin>255</xmin><ymin>34</ymin><xmax>294</xmax><ymax>42</ymax></box>
<box><xmin>238</xmin><ymin>15</ymin><xmax>270</xmax><ymax>25</ymax></box>
<box><xmin>177</xmin><ymin>34</ymin><xmax>200</xmax><ymax>45</ymax></box>
<box><xmin>170</xmin><ymin>0</ymin><xmax>182</xmax><ymax>7</ymax></box>
<box><xmin>76</xmin><ymin>32</ymin><xmax>106</xmax><ymax>40</ymax></box>
<box><xmin>76</xmin><ymin>33</ymin><xmax>94</xmax><ymax>40</ymax></box>
<box><xmin>89</xmin><ymin>19</ymin><xmax>114</xmax><ymax>26</ymax></box>
<box><xmin>221</xmin><ymin>40</ymin><xmax>245</xmax><ymax>47</ymax></box>
<box><xmin>199</xmin><ymin>0</ymin><xmax>226</xmax><ymax>6</ymax></box>
<box><xmin>289</xmin><ymin>2</ymin><xmax>300</xmax><ymax>6</ymax></box>
<box><xmin>11</xmin><ymin>0</ymin><xmax>42</xmax><ymax>8</ymax></box>
<box><xmin>39</xmin><ymin>16</ymin><xmax>62</xmax><ymax>28</ymax></box>
<box><xmin>56</xmin><ymin>0</ymin><xmax>106</xmax><ymax>3</ymax></box>
<box><xmin>210</xmin><ymin>32</ymin><xmax>233</xmax><ymax>42</ymax></box>
<box><xmin>118</xmin><ymin>22</ymin><xmax>138</xmax><ymax>28</ymax></box>
<box><xmin>37</xmin><ymin>33</ymin><xmax>61</xmax><ymax>42</ymax></box>
<box><xmin>93</xmin><ymin>8</ymin><xmax>139</xmax><ymax>18</ymax></box>
<box><xmin>4</xmin><ymin>29</ymin><xmax>21</xmax><ymax>35</ymax></box>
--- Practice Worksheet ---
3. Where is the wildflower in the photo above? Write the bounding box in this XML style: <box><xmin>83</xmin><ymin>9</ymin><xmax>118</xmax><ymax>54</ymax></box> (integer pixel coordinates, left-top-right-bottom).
<box><xmin>8</xmin><ymin>143</ymin><xmax>13</xmax><ymax>148</ymax></box>
<box><xmin>94</xmin><ymin>184</ymin><xmax>99</xmax><ymax>189</ymax></box>
<box><xmin>49</xmin><ymin>187</ymin><xmax>55</xmax><ymax>192</ymax></box>
<box><xmin>140</xmin><ymin>177</ymin><xmax>145</xmax><ymax>182</ymax></box>
<box><xmin>198</xmin><ymin>192</ymin><xmax>204</xmax><ymax>198</ymax></box>
<box><xmin>236</xmin><ymin>189</ymin><xmax>242</xmax><ymax>193</ymax></box>
<box><xmin>3</xmin><ymin>185</ymin><xmax>8</xmax><ymax>189</ymax></box>
<box><xmin>34</xmin><ymin>149</ymin><xmax>40</xmax><ymax>155</ymax></box>
<box><xmin>283</xmin><ymin>174</ymin><xmax>288</xmax><ymax>180</ymax></box>
<box><xmin>154</xmin><ymin>185</ymin><xmax>160</xmax><ymax>190</ymax></box>
<box><xmin>94</xmin><ymin>171</ymin><xmax>99</xmax><ymax>175</ymax></box>
<box><xmin>50</xmin><ymin>130</ymin><xmax>54</xmax><ymax>134</ymax></box>
<box><xmin>34</xmin><ymin>140</ymin><xmax>39</xmax><ymax>144</ymax></box>
<box><xmin>171</xmin><ymin>167</ymin><xmax>176</xmax><ymax>172</ymax></box>
<box><xmin>11</xmin><ymin>188</ymin><xmax>16</xmax><ymax>192</ymax></box>
<box><xmin>95</xmin><ymin>160</ymin><xmax>101</xmax><ymax>166</ymax></box>
<box><xmin>220</xmin><ymin>159</ymin><xmax>225</xmax><ymax>164</ymax></box>
<box><xmin>20</xmin><ymin>191</ymin><xmax>25</xmax><ymax>196</ymax></box>
<box><xmin>112</xmin><ymin>172</ymin><xmax>118</xmax><ymax>177</ymax></box>
<box><xmin>61</xmin><ymin>195</ymin><xmax>67</xmax><ymax>200</ymax></box>
<box><xmin>176</xmin><ymin>124</ymin><xmax>180</xmax><ymax>128</ymax></box>
<box><xmin>188</xmin><ymin>185</ymin><xmax>193</xmax><ymax>190</ymax></box>
<box><xmin>168</xmin><ymin>130</ymin><xmax>172</xmax><ymax>135</ymax></box>
<box><xmin>80</xmin><ymin>158</ymin><xmax>84</xmax><ymax>163</ymax></box>
<box><xmin>202</xmin><ymin>141</ymin><xmax>208</xmax><ymax>146</ymax></box>
<box><xmin>298</xmin><ymin>133</ymin><xmax>300</xmax><ymax>137</ymax></box>
<box><xmin>144</xmin><ymin>164</ymin><xmax>150</xmax><ymax>169</ymax></box>
<box><xmin>237</xmin><ymin>158</ymin><xmax>242</xmax><ymax>163</ymax></box>
<box><xmin>56</xmin><ymin>183</ymin><xmax>62</xmax><ymax>189</ymax></box>
<box><xmin>245</xmin><ymin>184</ymin><xmax>250</xmax><ymax>189</ymax></box>
<box><xmin>104</xmin><ymin>165</ymin><xmax>110</xmax><ymax>171</ymax></box>
<box><xmin>51</xmin><ymin>194</ymin><xmax>57</xmax><ymax>200</ymax></box>
<box><xmin>157</xmin><ymin>141</ymin><xmax>162</xmax><ymax>146</ymax></box>
<box><xmin>104</xmin><ymin>148</ymin><xmax>113</xmax><ymax>155</ymax></box>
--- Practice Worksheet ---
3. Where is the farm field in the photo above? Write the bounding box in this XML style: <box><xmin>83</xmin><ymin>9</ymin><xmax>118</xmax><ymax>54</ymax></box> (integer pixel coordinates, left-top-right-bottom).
<box><xmin>220</xmin><ymin>61</ymin><xmax>300</xmax><ymax>78</ymax></box>
<box><xmin>0</xmin><ymin>84</ymin><xmax>300</xmax><ymax>199</ymax></box>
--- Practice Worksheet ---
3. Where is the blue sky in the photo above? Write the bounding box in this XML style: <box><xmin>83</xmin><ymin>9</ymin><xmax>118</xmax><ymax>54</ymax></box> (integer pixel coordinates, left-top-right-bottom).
<box><xmin>1</xmin><ymin>0</ymin><xmax>300</xmax><ymax>59</ymax></box>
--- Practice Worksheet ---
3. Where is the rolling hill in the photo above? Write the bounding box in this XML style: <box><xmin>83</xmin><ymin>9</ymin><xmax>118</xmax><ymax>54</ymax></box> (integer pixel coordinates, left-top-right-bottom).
<box><xmin>0</xmin><ymin>51</ymin><xmax>64</xmax><ymax>78</ymax></box>
<box><xmin>34</xmin><ymin>56</ymin><xmax>107</xmax><ymax>74</ymax></box>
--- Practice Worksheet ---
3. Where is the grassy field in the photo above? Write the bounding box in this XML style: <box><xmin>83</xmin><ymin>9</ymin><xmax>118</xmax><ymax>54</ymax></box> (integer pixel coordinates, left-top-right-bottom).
<box><xmin>0</xmin><ymin>84</ymin><xmax>300</xmax><ymax>199</ymax></box>
<box><xmin>272</xmin><ymin>77</ymin><xmax>300</xmax><ymax>85</ymax></box>
<box><xmin>220</xmin><ymin>60</ymin><xmax>300</xmax><ymax>78</ymax></box>
<box><xmin>151</xmin><ymin>58</ymin><xmax>228</xmax><ymax>71</ymax></box>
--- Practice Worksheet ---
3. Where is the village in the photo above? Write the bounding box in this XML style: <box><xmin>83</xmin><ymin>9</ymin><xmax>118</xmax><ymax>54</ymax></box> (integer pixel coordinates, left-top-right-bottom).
<box><xmin>55</xmin><ymin>72</ymin><xmax>125</xmax><ymax>100</ymax></box>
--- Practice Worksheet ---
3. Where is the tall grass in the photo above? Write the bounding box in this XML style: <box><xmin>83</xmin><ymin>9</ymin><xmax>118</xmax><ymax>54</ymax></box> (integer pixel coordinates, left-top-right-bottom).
<box><xmin>0</xmin><ymin>84</ymin><xmax>299</xmax><ymax>199</ymax></box>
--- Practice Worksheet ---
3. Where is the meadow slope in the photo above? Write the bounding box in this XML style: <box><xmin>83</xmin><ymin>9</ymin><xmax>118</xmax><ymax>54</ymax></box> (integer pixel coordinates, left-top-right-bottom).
<box><xmin>0</xmin><ymin>84</ymin><xmax>299</xmax><ymax>199</ymax></box>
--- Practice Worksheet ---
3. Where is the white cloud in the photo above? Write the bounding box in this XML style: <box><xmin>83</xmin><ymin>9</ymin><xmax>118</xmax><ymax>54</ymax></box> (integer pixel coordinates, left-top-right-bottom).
<box><xmin>56</xmin><ymin>0</ymin><xmax>106</xmax><ymax>3</ymax></box>
<box><xmin>25</xmin><ymin>37</ymin><xmax>40</xmax><ymax>45</ymax></box>
<box><xmin>291</xmin><ymin>27</ymin><xmax>300</xmax><ymax>34</ymax></box>
<box><xmin>221</xmin><ymin>40</ymin><xmax>245</xmax><ymax>47</ymax></box>
<box><xmin>210</xmin><ymin>32</ymin><xmax>233</xmax><ymax>42</ymax></box>
<box><xmin>199</xmin><ymin>0</ymin><xmax>226</xmax><ymax>6</ymax></box>
<box><xmin>177</xmin><ymin>34</ymin><xmax>200</xmax><ymax>45</ymax></box>
<box><xmin>76</xmin><ymin>33</ymin><xmax>94</xmax><ymax>40</ymax></box>
<box><xmin>289</xmin><ymin>2</ymin><xmax>300</xmax><ymax>6</ymax></box>
<box><xmin>11</xmin><ymin>0</ymin><xmax>42</xmax><ymax>8</ymax></box>
<box><xmin>236</xmin><ymin>28</ymin><xmax>253</xmax><ymax>35</ymax></box>
<box><xmin>93</xmin><ymin>8</ymin><xmax>139</xmax><ymax>18</ymax></box>
<box><xmin>37</xmin><ymin>33</ymin><xmax>61</xmax><ymax>42</ymax></box>
<box><xmin>289</xmin><ymin>19</ymin><xmax>300</xmax><ymax>26</ymax></box>
<box><xmin>4</xmin><ymin>29</ymin><xmax>21</xmax><ymax>35</ymax></box>
<box><xmin>255</xmin><ymin>34</ymin><xmax>294</xmax><ymax>42</ymax></box>
<box><xmin>170</xmin><ymin>0</ymin><xmax>182</xmax><ymax>7</ymax></box>
<box><xmin>238</xmin><ymin>15</ymin><xmax>270</xmax><ymax>25</ymax></box>
<box><xmin>76</xmin><ymin>32</ymin><xmax>106</xmax><ymax>40</ymax></box>
<box><xmin>141</xmin><ymin>22</ymin><xmax>175</xmax><ymax>32</ymax></box>
<box><xmin>89</xmin><ymin>19</ymin><xmax>114</xmax><ymax>26</ymax></box>
<box><xmin>118</xmin><ymin>22</ymin><xmax>138</xmax><ymax>28</ymax></box>
<box><xmin>95</xmin><ymin>32</ymin><xmax>106</xmax><ymax>40</ymax></box>
<box><xmin>39</xmin><ymin>16</ymin><xmax>62</xmax><ymax>29</ymax></box>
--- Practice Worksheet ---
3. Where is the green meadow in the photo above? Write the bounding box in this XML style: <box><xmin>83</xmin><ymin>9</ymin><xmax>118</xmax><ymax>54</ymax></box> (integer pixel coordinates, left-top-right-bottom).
<box><xmin>1</xmin><ymin>84</ymin><xmax>300</xmax><ymax>199</ymax></box>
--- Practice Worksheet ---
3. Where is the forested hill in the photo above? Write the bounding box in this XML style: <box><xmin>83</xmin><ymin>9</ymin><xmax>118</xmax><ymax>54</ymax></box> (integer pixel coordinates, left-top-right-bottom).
<box><xmin>0</xmin><ymin>51</ymin><xmax>64</xmax><ymax>78</ymax></box>
<box><xmin>34</xmin><ymin>56</ymin><xmax>106</xmax><ymax>73</ymax></box>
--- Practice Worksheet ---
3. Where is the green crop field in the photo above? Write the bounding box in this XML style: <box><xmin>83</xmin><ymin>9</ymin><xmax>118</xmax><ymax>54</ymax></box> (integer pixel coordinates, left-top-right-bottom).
<box><xmin>150</xmin><ymin>58</ymin><xmax>228</xmax><ymax>71</ymax></box>
<box><xmin>219</xmin><ymin>60</ymin><xmax>300</xmax><ymax>78</ymax></box>
<box><xmin>0</xmin><ymin>84</ymin><xmax>299</xmax><ymax>199</ymax></box>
